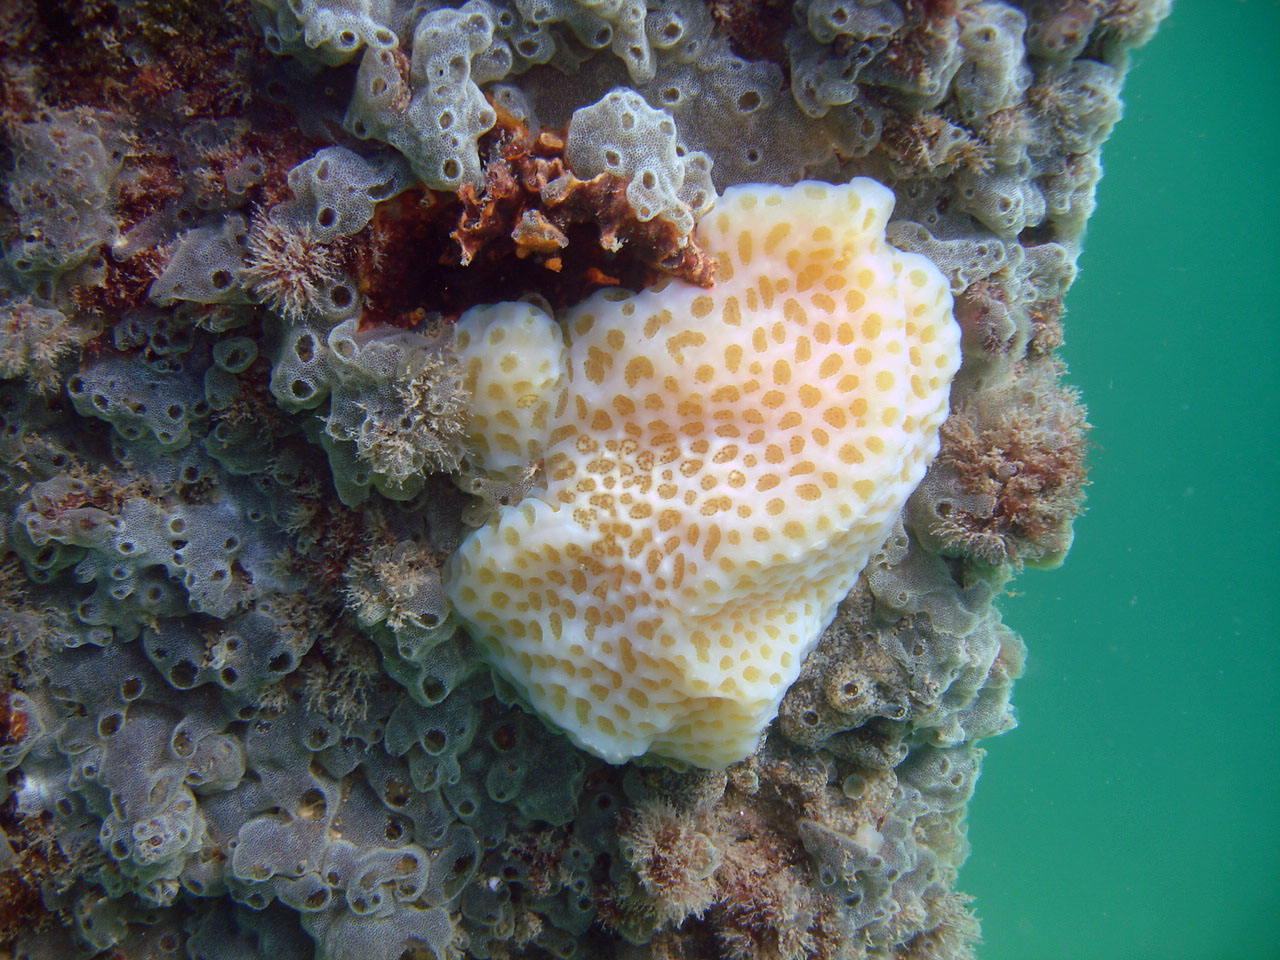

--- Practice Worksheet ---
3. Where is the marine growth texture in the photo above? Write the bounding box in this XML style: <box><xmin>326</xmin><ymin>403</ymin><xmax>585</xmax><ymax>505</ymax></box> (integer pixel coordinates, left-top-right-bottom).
<box><xmin>0</xmin><ymin>2</ymin><xmax>1168</xmax><ymax>960</ymax></box>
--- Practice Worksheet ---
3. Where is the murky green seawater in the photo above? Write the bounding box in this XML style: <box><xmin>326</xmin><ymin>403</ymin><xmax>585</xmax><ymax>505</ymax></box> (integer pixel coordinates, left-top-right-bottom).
<box><xmin>960</xmin><ymin>3</ymin><xmax>1280</xmax><ymax>958</ymax></box>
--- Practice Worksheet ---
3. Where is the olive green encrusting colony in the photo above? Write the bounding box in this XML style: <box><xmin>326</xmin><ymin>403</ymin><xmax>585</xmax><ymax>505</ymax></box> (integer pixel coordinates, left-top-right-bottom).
<box><xmin>0</xmin><ymin>2</ymin><xmax>1166</xmax><ymax>959</ymax></box>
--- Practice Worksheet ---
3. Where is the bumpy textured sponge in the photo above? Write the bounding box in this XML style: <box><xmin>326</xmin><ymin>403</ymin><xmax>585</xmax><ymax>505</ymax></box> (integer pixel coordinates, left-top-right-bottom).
<box><xmin>445</xmin><ymin>179</ymin><xmax>960</xmax><ymax>768</ymax></box>
<box><xmin>564</xmin><ymin>88</ymin><xmax>716</xmax><ymax>234</ymax></box>
<box><xmin>454</xmin><ymin>302</ymin><xmax>567</xmax><ymax>480</ymax></box>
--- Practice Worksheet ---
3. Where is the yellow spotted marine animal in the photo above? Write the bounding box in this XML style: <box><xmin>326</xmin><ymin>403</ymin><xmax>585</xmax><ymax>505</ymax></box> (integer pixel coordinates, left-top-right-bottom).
<box><xmin>446</xmin><ymin>178</ymin><xmax>960</xmax><ymax>768</ymax></box>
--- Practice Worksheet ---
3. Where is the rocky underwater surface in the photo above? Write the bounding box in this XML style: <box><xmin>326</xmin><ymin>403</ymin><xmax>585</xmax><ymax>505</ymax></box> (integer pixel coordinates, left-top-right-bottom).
<box><xmin>0</xmin><ymin>2</ymin><xmax>1167</xmax><ymax>958</ymax></box>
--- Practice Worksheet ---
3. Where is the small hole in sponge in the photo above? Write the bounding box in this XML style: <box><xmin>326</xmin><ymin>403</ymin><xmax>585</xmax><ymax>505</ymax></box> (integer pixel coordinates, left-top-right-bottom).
<box><xmin>423</xmin><ymin>729</ymin><xmax>447</xmax><ymax>754</ymax></box>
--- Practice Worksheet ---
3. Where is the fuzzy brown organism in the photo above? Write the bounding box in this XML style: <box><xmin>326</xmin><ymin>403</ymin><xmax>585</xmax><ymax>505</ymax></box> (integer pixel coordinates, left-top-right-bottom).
<box><xmin>343</xmin><ymin>525</ymin><xmax>450</xmax><ymax>634</ymax></box>
<box><xmin>605</xmin><ymin>755</ymin><xmax>865</xmax><ymax>959</ymax></box>
<box><xmin>349</xmin><ymin>188</ymin><xmax>442</xmax><ymax>330</ymax></box>
<box><xmin>132</xmin><ymin>0</ymin><xmax>249</xmax><ymax>67</ymax></box>
<box><xmin>647</xmin><ymin>928</ymin><xmax>714</xmax><ymax>960</ymax></box>
<box><xmin>880</xmin><ymin>113</ymin><xmax>993</xmax><ymax>178</ymax></box>
<box><xmin>620</xmin><ymin>800</ymin><xmax>722</xmax><ymax>928</ymax></box>
<box><xmin>710</xmin><ymin>808</ymin><xmax>837</xmax><ymax>960</ymax></box>
<box><xmin>299</xmin><ymin>621</ymin><xmax>388</xmax><ymax>732</ymax></box>
<box><xmin>242</xmin><ymin>216</ymin><xmax>345</xmax><ymax>321</ymax></box>
<box><xmin>744</xmin><ymin>739</ymin><xmax>841</xmax><ymax>823</ymax></box>
<box><xmin>0</xmin><ymin>799</ymin><xmax>72</xmax><ymax>950</ymax></box>
<box><xmin>189</xmin><ymin>141</ymin><xmax>261</xmax><ymax>212</ymax></box>
<box><xmin>893</xmin><ymin>892</ymin><xmax>980</xmax><ymax>960</ymax></box>
<box><xmin>212</xmin><ymin>353</ymin><xmax>293</xmax><ymax>438</ymax></box>
<box><xmin>71</xmin><ymin>246</ymin><xmax>171</xmax><ymax>319</ymax></box>
<box><xmin>25</xmin><ymin>461</ymin><xmax>155</xmax><ymax>523</ymax></box>
<box><xmin>625</xmin><ymin>766</ymin><xmax>729</xmax><ymax>813</ymax></box>
<box><xmin>927</xmin><ymin>362</ymin><xmax>1090</xmax><ymax>567</ymax></box>
<box><xmin>500</xmin><ymin>826</ymin><xmax>586</xmax><ymax>901</ymax></box>
<box><xmin>110</xmin><ymin>133</ymin><xmax>183</xmax><ymax>221</ymax></box>
<box><xmin>0</xmin><ymin>554</ymin><xmax>30</xmax><ymax>663</ymax></box>
<box><xmin>1025</xmin><ymin>297</ymin><xmax>1065</xmax><ymax>358</ymax></box>
<box><xmin>0</xmin><ymin>688</ymin><xmax>27</xmax><ymax>747</ymax></box>
<box><xmin>1026</xmin><ymin>60</ymin><xmax>1121</xmax><ymax>160</ymax></box>
<box><xmin>508</xmin><ymin>907</ymin><xmax>545</xmax><ymax>950</ymax></box>
<box><xmin>0</xmin><ymin>2</ymin><xmax>38</xmax><ymax>100</ymax></box>
<box><xmin>251</xmin><ymin>592</ymin><xmax>339</xmax><ymax>714</ymax></box>
<box><xmin>981</xmin><ymin>106</ymin><xmax>1031</xmax><ymax>156</ymax></box>
<box><xmin>0</xmin><ymin>553</ymin><xmax>70</xmax><ymax>678</ymax></box>
<box><xmin>0</xmin><ymin>301</ymin><xmax>96</xmax><ymax>394</ymax></box>
<box><xmin>290</xmin><ymin>506</ymin><xmax>365</xmax><ymax>588</ymax></box>
<box><xmin>354</xmin><ymin>346</ymin><xmax>471</xmax><ymax>483</ymax></box>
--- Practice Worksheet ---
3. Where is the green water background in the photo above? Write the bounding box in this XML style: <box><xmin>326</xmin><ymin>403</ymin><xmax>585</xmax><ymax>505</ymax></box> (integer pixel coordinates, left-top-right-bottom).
<box><xmin>960</xmin><ymin>2</ymin><xmax>1280</xmax><ymax>958</ymax></box>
